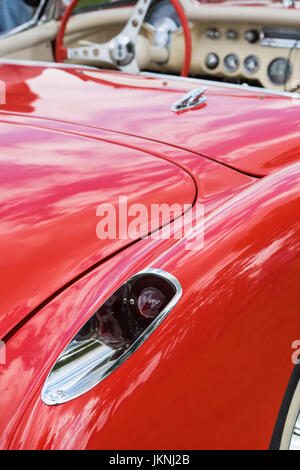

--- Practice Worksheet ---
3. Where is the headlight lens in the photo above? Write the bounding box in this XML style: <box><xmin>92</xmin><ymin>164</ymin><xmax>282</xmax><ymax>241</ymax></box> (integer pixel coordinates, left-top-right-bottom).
<box><xmin>42</xmin><ymin>268</ymin><xmax>182</xmax><ymax>405</ymax></box>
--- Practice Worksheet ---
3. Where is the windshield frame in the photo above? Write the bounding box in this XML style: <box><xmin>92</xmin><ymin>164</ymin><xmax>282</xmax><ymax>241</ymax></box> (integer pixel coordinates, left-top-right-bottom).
<box><xmin>0</xmin><ymin>0</ymin><xmax>60</xmax><ymax>38</ymax></box>
<box><xmin>0</xmin><ymin>0</ymin><xmax>137</xmax><ymax>39</ymax></box>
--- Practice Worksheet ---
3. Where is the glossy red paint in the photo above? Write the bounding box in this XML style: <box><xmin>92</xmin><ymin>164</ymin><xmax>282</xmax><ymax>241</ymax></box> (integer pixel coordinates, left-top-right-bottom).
<box><xmin>0</xmin><ymin>63</ymin><xmax>299</xmax><ymax>176</ymax></box>
<box><xmin>0</xmin><ymin>64</ymin><xmax>258</xmax><ymax>338</ymax></box>
<box><xmin>0</xmin><ymin>122</ymin><xmax>197</xmax><ymax>339</ymax></box>
<box><xmin>0</xmin><ymin>116</ymin><xmax>254</xmax><ymax>338</ymax></box>
<box><xmin>0</xmin><ymin>163</ymin><xmax>298</xmax><ymax>450</ymax></box>
<box><xmin>0</xmin><ymin>63</ymin><xmax>299</xmax><ymax>449</ymax></box>
<box><xmin>198</xmin><ymin>0</ymin><xmax>299</xmax><ymax>7</ymax></box>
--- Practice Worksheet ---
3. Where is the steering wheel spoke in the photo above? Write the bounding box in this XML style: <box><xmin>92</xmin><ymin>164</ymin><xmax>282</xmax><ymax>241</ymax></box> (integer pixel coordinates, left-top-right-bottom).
<box><xmin>67</xmin><ymin>41</ymin><xmax>112</xmax><ymax>64</ymax></box>
<box><xmin>55</xmin><ymin>0</ymin><xmax>191</xmax><ymax>76</ymax></box>
<box><xmin>120</xmin><ymin>0</ymin><xmax>153</xmax><ymax>43</ymax></box>
<box><xmin>66</xmin><ymin>0</ymin><xmax>152</xmax><ymax>71</ymax></box>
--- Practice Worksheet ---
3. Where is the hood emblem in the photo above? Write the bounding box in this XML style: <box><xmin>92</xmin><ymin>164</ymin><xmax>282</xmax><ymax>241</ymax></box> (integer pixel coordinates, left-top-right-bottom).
<box><xmin>171</xmin><ymin>87</ymin><xmax>207</xmax><ymax>112</ymax></box>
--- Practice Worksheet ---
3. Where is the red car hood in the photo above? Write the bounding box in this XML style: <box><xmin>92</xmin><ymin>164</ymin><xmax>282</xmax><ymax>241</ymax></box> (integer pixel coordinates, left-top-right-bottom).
<box><xmin>198</xmin><ymin>0</ymin><xmax>300</xmax><ymax>6</ymax></box>
<box><xmin>0</xmin><ymin>120</ymin><xmax>196</xmax><ymax>338</ymax></box>
<box><xmin>0</xmin><ymin>63</ymin><xmax>299</xmax><ymax>176</ymax></box>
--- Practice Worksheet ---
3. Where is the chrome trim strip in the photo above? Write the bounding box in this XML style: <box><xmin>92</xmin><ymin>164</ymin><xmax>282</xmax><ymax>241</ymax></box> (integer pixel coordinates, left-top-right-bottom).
<box><xmin>171</xmin><ymin>87</ymin><xmax>207</xmax><ymax>112</ymax></box>
<box><xmin>261</xmin><ymin>37</ymin><xmax>300</xmax><ymax>49</ymax></box>
<box><xmin>260</xmin><ymin>29</ymin><xmax>300</xmax><ymax>49</ymax></box>
<box><xmin>2</xmin><ymin>59</ymin><xmax>299</xmax><ymax>98</ymax></box>
<box><xmin>42</xmin><ymin>268</ymin><xmax>182</xmax><ymax>405</ymax></box>
<box><xmin>289</xmin><ymin>412</ymin><xmax>300</xmax><ymax>450</ymax></box>
<box><xmin>0</xmin><ymin>58</ymin><xmax>98</xmax><ymax>70</ymax></box>
<box><xmin>142</xmin><ymin>71</ymin><xmax>300</xmax><ymax>99</ymax></box>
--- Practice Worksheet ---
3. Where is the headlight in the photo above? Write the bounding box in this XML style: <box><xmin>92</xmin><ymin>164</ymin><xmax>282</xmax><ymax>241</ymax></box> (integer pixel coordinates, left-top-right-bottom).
<box><xmin>42</xmin><ymin>269</ymin><xmax>182</xmax><ymax>405</ymax></box>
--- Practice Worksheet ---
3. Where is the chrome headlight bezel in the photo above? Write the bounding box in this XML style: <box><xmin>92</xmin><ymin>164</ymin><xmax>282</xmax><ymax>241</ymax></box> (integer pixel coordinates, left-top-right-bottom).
<box><xmin>42</xmin><ymin>268</ymin><xmax>182</xmax><ymax>406</ymax></box>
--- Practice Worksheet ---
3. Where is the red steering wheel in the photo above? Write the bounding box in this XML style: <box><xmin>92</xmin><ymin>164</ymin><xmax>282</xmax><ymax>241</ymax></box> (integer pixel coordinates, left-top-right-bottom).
<box><xmin>55</xmin><ymin>0</ymin><xmax>192</xmax><ymax>77</ymax></box>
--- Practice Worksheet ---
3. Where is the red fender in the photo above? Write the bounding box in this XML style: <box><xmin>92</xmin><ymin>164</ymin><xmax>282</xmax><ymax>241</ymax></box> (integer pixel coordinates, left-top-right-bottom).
<box><xmin>0</xmin><ymin>165</ymin><xmax>299</xmax><ymax>450</ymax></box>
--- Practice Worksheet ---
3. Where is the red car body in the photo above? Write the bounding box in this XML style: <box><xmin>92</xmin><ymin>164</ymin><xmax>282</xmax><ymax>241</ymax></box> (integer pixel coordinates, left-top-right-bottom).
<box><xmin>0</xmin><ymin>62</ymin><xmax>299</xmax><ymax>449</ymax></box>
<box><xmin>199</xmin><ymin>0</ymin><xmax>300</xmax><ymax>7</ymax></box>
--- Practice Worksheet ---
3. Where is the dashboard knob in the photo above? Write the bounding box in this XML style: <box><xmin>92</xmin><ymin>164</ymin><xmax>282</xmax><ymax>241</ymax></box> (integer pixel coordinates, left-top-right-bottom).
<box><xmin>244</xmin><ymin>29</ymin><xmax>259</xmax><ymax>43</ymax></box>
<box><xmin>205</xmin><ymin>53</ymin><xmax>219</xmax><ymax>70</ymax></box>
<box><xmin>226</xmin><ymin>29</ymin><xmax>238</xmax><ymax>40</ymax></box>
<box><xmin>205</xmin><ymin>28</ymin><xmax>220</xmax><ymax>39</ymax></box>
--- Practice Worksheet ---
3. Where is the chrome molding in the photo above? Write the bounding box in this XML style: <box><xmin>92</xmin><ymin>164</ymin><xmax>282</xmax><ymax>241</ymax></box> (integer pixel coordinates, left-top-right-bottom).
<box><xmin>1</xmin><ymin>59</ymin><xmax>299</xmax><ymax>99</ymax></box>
<box><xmin>42</xmin><ymin>268</ymin><xmax>182</xmax><ymax>405</ymax></box>
<box><xmin>261</xmin><ymin>37</ymin><xmax>300</xmax><ymax>49</ymax></box>
<box><xmin>171</xmin><ymin>87</ymin><xmax>207</xmax><ymax>112</ymax></box>
<box><xmin>260</xmin><ymin>28</ymin><xmax>300</xmax><ymax>49</ymax></box>
<box><xmin>0</xmin><ymin>58</ymin><xmax>98</xmax><ymax>70</ymax></box>
<box><xmin>289</xmin><ymin>412</ymin><xmax>300</xmax><ymax>450</ymax></box>
<box><xmin>142</xmin><ymin>72</ymin><xmax>300</xmax><ymax>99</ymax></box>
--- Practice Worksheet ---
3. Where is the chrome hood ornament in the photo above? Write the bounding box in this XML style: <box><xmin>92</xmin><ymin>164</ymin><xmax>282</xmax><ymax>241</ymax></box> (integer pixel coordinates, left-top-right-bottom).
<box><xmin>171</xmin><ymin>87</ymin><xmax>207</xmax><ymax>112</ymax></box>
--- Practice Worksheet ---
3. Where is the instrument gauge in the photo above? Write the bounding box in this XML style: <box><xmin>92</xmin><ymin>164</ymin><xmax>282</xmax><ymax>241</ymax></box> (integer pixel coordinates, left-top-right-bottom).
<box><xmin>226</xmin><ymin>29</ymin><xmax>238</xmax><ymax>40</ymax></box>
<box><xmin>205</xmin><ymin>53</ymin><xmax>219</xmax><ymax>70</ymax></box>
<box><xmin>244</xmin><ymin>55</ymin><xmax>259</xmax><ymax>74</ymax></box>
<box><xmin>268</xmin><ymin>57</ymin><xmax>291</xmax><ymax>85</ymax></box>
<box><xmin>223</xmin><ymin>53</ymin><xmax>239</xmax><ymax>73</ymax></box>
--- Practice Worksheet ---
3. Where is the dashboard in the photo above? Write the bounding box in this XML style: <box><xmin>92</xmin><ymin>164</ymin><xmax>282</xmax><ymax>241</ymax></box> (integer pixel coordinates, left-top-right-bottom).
<box><xmin>144</xmin><ymin>0</ymin><xmax>300</xmax><ymax>91</ymax></box>
<box><xmin>189</xmin><ymin>23</ymin><xmax>298</xmax><ymax>90</ymax></box>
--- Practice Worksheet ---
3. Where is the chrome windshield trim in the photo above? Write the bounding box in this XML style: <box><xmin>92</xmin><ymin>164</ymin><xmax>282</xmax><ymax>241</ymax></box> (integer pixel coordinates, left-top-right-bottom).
<box><xmin>0</xmin><ymin>58</ymin><xmax>98</xmax><ymax>70</ymax></box>
<box><xmin>142</xmin><ymin>71</ymin><xmax>300</xmax><ymax>99</ymax></box>
<box><xmin>0</xmin><ymin>0</ymin><xmax>54</xmax><ymax>39</ymax></box>
<box><xmin>1</xmin><ymin>60</ymin><xmax>299</xmax><ymax>99</ymax></box>
<box><xmin>42</xmin><ymin>268</ymin><xmax>182</xmax><ymax>405</ymax></box>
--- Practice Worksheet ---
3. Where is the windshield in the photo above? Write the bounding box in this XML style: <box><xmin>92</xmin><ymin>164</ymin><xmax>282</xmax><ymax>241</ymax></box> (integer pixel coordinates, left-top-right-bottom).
<box><xmin>0</xmin><ymin>0</ymin><xmax>36</xmax><ymax>34</ymax></box>
<box><xmin>0</xmin><ymin>0</ymin><xmax>136</xmax><ymax>35</ymax></box>
<box><xmin>0</xmin><ymin>0</ymin><xmax>298</xmax><ymax>37</ymax></box>
<box><xmin>198</xmin><ymin>0</ymin><xmax>291</xmax><ymax>3</ymax></box>
<box><xmin>61</xmin><ymin>0</ymin><xmax>136</xmax><ymax>15</ymax></box>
